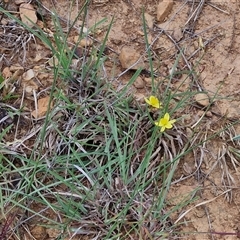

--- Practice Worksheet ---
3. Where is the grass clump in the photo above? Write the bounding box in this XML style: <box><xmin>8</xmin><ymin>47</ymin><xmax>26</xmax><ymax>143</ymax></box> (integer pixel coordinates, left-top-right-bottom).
<box><xmin>1</xmin><ymin>1</ymin><xmax>239</xmax><ymax>240</ymax></box>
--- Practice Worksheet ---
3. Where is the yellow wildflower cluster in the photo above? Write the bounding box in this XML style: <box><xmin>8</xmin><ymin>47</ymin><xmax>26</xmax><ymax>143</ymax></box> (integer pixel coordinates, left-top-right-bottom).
<box><xmin>144</xmin><ymin>96</ymin><xmax>176</xmax><ymax>132</ymax></box>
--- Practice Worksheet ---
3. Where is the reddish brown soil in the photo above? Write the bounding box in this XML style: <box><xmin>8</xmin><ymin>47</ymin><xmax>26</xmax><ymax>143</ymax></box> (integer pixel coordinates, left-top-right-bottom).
<box><xmin>1</xmin><ymin>1</ymin><xmax>240</xmax><ymax>239</ymax></box>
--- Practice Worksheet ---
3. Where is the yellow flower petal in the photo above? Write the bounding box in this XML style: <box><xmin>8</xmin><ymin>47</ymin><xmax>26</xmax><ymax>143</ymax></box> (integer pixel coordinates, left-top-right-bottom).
<box><xmin>160</xmin><ymin>126</ymin><xmax>166</xmax><ymax>132</ymax></box>
<box><xmin>145</xmin><ymin>96</ymin><xmax>161</xmax><ymax>109</ymax></box>
<box><xmin>155</xmin><ymin>113</ymin><xmax>176</xmax><ymax>132</ymax></box>
<box><xmin>165</xmin><ymin>122</ymin><xmax>173</xmax><ymax>129</ymax></box>
<box><xmin>144</xmin><ymin>97</ymin><xmax>151</xmax><ymax>105</ymax></box>
<box><xmin>163</xmin><ymin>113</ymin><xmax>170</xmax><ymax>121</ymax></box>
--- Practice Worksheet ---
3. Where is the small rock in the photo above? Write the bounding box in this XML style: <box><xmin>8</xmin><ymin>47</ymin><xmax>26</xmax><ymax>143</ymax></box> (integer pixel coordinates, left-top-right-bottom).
<box><xmin>1</xmin><ymin>18</ymin><xmax>8</xmax><ymax>25</ymax></box>
<box><xmin>70</xmin><ymin>59</ymin><xmax>80</xmax><ymax>70</ymax></box>
<box><xmin>143</xmin><ymin>77</ymin><xmax>152</xmax><ymax>87</ymax></box>
<box><xmin>9</xmin><ymin>64</ymin><xmax>24</xmax><ymax>72</ymax></box>
<box><xmin>173</xmin><ymin>28</ymin><xmax>183</xmax><ymax>42</ymax></box>
<box><xmin>183</xmin><ymin>162</ymin><xmax>193</xmax><ymax>174</ymax></box>
<box><xmin>47</xmin><ymin>56</ymin><xmax>59</xmax><ymax>67</ymax></box>
<box><xmin>186</xmin><ymin>127</ymin><xmax>193</xmax><ymax>138</ymax></box>
<box><xmin>157</xmin><ymin>0</ymin><xmax>174</xmax><ymax>23</ymax></box>
<box><xmin>74</xmin><ymin>37</ymin><xmax>93</xmax><ymax>47</ymax></box>
<box><xmin>24</xmin><ymin>80</ymin><xmax>38</xmax><ymax>93</ymax></box>
<box><xmin>34</xmin><ymin>53</ymin><xmax>43</xmax><ymax>62</ymax></box>
<box><xmin>19</xmin><ymin>3</ymin><xmax>37</xmax><ymax>28</ymax></box>
<box><xmin>31</xmin><ymin>96</ymin><xmax>53</xmax><ymax>119</ymax></box>
<box><xmin>80</xmin><ymin>38</ymin><xmax>93</xmax><ymax>47</ymax></box>
<box><xmin>75</xmin><ymin>20</ymin><xmax>88</xmax><ymax>34</ymax></box>
<box><xmin>119</xmin><ymin>47</ymin><xmax>145</xmax><ymax>70</ymax></box>
<box><xmin>195</xmin><ymin>93</ymin><xmax>210</xmax><ymax>107</ymax></box>
<box><xmin>121</xmin><ymin>2</ymin><xmax>128</xmax><ymax>15</ymax></box>
<box><xmin>46</xmin><ymin>227</ymin><xmax>61</xmax><ymax>238</ymax></box>
<box><xmin>133</xmin><ymin>76</ymin><xmax>145</xmax><ymax>89</ymax></box>
<box><xmin>30</xmin><ymin>225</ymin><xmax>47</xmax><ymax>240</ymax></box>
<box><xmin>22</xmin><ymin>69</ymin><xmax>35</xmax><ymax>81</ymax></box>
<box><xmin>38</xmin><ymin>72</ymin><xmax>49</xmax><ymax>80</ymax></box>
<box><xmin>144</xmin><ymin>12</ymin><xmax>154</xmax><ymax>29</ymax></box>
<box><xmin>111</xmin><ymin>38</ymin><xmax>122</xmax><ymax>45</ymax></box>
<box><xmin>33</xmin><ymin>47</ymin><xmax>50</xmax><ymax>62</ymax></box>
<box><xmin>11</xmin><ymin>69</ymin><xmax>24</xmax><ymax>81</ymax></box>
<box><xmin>15</xmin><ymin>0</ymin><xmax>27</xmax><ymax>5</ymax></box>
<box><xmin>134</xmin><ymin>92</ymin><xmax>145</xmax><ymax>103</ymax></box>
<box><xmin>197</xmin><ymin>110</ymin><xmax>205</xmax><ymax>117</ymax></box>
<box><xmin>72</xmin><ymin>47</ymin><xmax>84</xmax><ymax>58</ymax></box>
<box><xmin>25</xmin><ymin>86</ymin><xmax>36</xmax><ymax>96</ymax></box>
<box><xmin>147</xmin><ymin>34</ymin><xmax>153</xmax><ymax>44</ymax></box>
<box><xmin>73</xmin><ymin>36</ymin><xmax>79</xmax><ymax>43</ymax></box>
<box><xmin>137</xmin><ymin>31</ymin><xmax>144</xmax><ymax>36</ymax></box>
<box><xmin>77</xmin><ymin>26</ymin><xmax>88</xmax><ymax>34</ymax></box>
<box><xmin>2</xmin><ymin>67</ymin><xmax>12</xmax><ymax>78</ymax></box>
<box><xmin>206</xmin><ymin>111</ymin><xmax>213</xmax><ymax>117</ymax></box>
<box><xmin>33</xmin><ymin>65</ymin><xmax>43</xmax><ymax>72</ymax></box>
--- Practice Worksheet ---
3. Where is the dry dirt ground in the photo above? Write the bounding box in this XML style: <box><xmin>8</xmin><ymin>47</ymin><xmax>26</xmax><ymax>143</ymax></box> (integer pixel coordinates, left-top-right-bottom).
<box><xmin>1</xmin><ymin>0</ymin><xmax>240</xmax><ymax>239</ymax></box>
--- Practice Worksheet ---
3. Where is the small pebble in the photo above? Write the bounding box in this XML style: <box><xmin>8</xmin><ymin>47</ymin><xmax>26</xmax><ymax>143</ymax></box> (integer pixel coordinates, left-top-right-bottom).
<box><xmin>195</xmin><ymin>92</ymin><xmax>210</xmax><ymax>107</ymax></box>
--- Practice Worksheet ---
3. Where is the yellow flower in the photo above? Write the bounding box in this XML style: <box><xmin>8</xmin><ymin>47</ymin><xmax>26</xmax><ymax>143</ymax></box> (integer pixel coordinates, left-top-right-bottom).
<box><xmin>144</xmin><ymin>96</ymin><xmax>161</xmax><ymax>109</ymax></box>
<box><xmin>155</xmin><ymin>113</ymin><xmax>176</xmax><ymax>132</ymax></box>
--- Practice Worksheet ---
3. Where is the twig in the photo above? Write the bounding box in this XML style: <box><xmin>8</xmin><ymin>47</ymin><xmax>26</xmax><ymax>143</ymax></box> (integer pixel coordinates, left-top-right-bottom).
<box><xmin>162</xmin><ymin>30</ymin><xmax>203</xmax><ymax>91</ymax></box>
<box><xmin>184</xmin><ymin>0</ymin><xmax>206</xmax><ymax>34</ymax></box>
<box><xmin>207</xmin><ymin>2</ymin><xmax>230</xmax><ymax>15</ymax></box>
